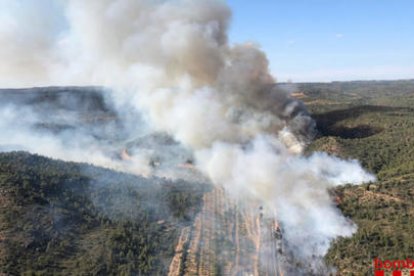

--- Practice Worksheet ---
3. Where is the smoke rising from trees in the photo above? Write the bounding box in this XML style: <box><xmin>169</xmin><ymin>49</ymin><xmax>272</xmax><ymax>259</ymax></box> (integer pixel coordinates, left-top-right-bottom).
<box><xmin>0</xmin><ymin>0</ymin><xmax>375</xmax><ymax>267</ymax></box>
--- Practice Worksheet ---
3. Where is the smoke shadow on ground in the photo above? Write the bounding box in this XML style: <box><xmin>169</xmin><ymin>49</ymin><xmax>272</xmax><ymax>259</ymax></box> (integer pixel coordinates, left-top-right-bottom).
<box><xmin>313</xmin><ymin>105</ymin><xmax>413</xmax><ymax>139</ymax></box>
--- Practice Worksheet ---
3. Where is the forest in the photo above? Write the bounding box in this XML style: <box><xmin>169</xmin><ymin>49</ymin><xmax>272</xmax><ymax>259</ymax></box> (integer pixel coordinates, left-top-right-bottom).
<box><xmin>300</xmin><ymin>80</ymin><xmax>414</xmax><ymax>274</ymax></box>
<box><xmin>0</xmin><ymin>151</ymin><xmax>207</xmax><ymax>275</ymax></box>
<box><xmin>0</xmin><ymin>80</ymin><xmax>413</xmax><ymax>275</ymax></box>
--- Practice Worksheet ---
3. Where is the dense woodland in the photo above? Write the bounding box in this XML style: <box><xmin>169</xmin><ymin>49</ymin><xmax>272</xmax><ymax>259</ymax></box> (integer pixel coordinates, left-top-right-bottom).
<box><xmin>0</xmin><ymin>152</ymin><xmax>206</xmax><ymax>275</ymax></box>
<box><xmin>300</xmin><ymin>80</ymin><xmax>414</xmax><ymax>274</ymax></box>
<box><xmin>1</xmin><ymin>80</ymin><xmax>413</xmax><ymax>275</ymax></box>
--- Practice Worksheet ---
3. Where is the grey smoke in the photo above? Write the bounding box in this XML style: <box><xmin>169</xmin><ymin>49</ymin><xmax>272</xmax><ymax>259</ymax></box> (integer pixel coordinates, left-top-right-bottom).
<box><xmin>0</xmin><ymin>0</ymin><xmax>375</xmax><ymax>270</ymax></box>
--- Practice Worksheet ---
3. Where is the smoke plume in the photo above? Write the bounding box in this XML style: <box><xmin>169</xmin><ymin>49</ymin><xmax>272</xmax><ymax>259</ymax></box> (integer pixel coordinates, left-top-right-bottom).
<box><xmin>0</xmin><ymin>0</ymin><xmax>375</xmax><ymax>270</ymax></box>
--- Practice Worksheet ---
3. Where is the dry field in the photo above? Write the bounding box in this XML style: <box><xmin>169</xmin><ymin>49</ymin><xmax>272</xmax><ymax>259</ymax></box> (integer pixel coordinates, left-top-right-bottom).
<box><xmin>168</xmin><ymin>186</ymin><xmax>286</xmax><ymax>276</ymax></box>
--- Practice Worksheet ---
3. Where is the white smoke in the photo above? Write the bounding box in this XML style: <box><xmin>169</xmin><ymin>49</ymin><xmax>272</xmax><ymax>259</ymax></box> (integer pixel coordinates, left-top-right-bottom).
<box><xmin>0</xmin><ymin>0</ymin><xmax>375</xmax><ymax>268</ymax></box>
<box><xmin>0</xmin><ymin>98</ymin><xmax>153</xmax><ymax>176</ymax></box>
<box><xmin>196</xmin><ymin>136</ymin><xmax>373</xmax><ymax>261</ymax></box>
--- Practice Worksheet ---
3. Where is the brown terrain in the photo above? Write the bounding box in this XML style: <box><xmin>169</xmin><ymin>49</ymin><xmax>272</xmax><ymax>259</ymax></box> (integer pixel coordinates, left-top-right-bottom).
<box><xmin>168</xmin><ymin>186</ymin><xmax>285</xmax><ymax>276</ymax></box>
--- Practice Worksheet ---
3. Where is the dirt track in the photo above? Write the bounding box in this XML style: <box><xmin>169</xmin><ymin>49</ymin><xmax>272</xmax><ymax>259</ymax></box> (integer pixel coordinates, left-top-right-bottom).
<box><xmin>168</xmin><ymin>186</ymin><xmax>284</xmax><ymax>276</ymax></box>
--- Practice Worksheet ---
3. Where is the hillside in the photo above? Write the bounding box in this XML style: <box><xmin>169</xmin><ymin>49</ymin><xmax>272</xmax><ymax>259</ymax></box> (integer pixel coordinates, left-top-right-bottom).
<box><xmin>0</xmin><ymin>152</ymin><xmax>207</xmax><ymax>275</ymax></box>
<box><xmin>1</xmin><ymin>80</ymin><xmax>413</xmax><ymax>275</ymax></box>
<box><xmin>299</xmin><ymin>80</ymin><xmax>414</xmax><ymax>274</ymax></box>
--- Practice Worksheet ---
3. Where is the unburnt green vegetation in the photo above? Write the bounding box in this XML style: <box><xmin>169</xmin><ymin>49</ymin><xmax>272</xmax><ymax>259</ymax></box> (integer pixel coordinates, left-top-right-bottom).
<box><xmin>0</xmin><ymin>152</ymin><xmax>206</xmax><ymax>275</ymax></box>
<box><xmin>1</xmin><ymin>80</ymin><xmax>413</xmax><ymax>275</ymax></box>
<box><xmin>299</xmin><ymin>80</ymin><xmax>414</xmax><ymax>275</ymax></box>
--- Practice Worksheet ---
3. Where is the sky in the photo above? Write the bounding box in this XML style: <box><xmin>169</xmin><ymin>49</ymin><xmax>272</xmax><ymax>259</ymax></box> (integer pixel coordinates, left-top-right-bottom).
<box><xmin>226</xmin><ymin>0</ymin><xmax>414</xmax><ymax>82</ymax></box>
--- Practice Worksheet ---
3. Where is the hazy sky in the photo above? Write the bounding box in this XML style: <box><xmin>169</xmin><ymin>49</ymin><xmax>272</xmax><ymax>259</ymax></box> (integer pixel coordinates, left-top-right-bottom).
<box><xmin>227</xmin><ymin>0</ymin><xmax>414</xmax><ymax>82</ymax></box>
